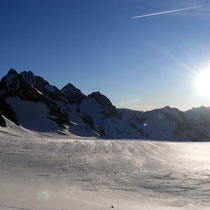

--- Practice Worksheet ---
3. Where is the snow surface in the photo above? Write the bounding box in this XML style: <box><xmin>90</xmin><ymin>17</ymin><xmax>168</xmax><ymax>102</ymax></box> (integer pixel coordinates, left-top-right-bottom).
<box><xmin>1</xmin><ymin>118</ymin><xmax>210</xmax><ymax>210</ymax></box>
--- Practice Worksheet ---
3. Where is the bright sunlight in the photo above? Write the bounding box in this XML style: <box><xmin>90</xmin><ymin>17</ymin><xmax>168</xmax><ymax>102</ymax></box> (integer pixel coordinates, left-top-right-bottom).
<box><xmin>196</xmin><ymin>67</ymin><xmax>210</xmax><ymax>97</ymax></box>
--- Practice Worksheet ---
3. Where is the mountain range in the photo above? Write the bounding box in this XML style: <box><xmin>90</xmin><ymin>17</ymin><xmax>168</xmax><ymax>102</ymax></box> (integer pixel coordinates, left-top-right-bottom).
<box><xmin>1</xmin><ymin>69</ymin><xmax>210</xmax><ymax>141</ymax></box>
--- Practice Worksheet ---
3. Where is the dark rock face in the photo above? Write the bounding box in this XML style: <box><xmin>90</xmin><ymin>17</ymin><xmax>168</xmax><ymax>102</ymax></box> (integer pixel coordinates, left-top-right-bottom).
<box><xmin>0</xmin><ymin>69</ymin><xmax>71</xmax><ymax>128</ymax></box>
<box><xmin>81</xmin><ymin>113</ymin><xmax>95</xmax><ymax>130</ymax></box>
<box><xmin>61</xmin><ymin>83</ymin><xmax>86</xmax><ymax>104</ymax></box>
<box><xmin>20</xmin><ymin>71</ymin><xmax>61</xmax><ymax>101</ymax></box>
<box><xmin>88</xmin><ymin>91</ymin><xmax>113</xmax><ymax>108</ymax></box>
<box><xmin>0</xmin><ymin>69</ymin><xmax>42</xmax><ymax>102</ymax></box>
<box><xmin>0</xmin><ymin>115</ymin><xmax>6</xmax><ymax>127</ymax></box>
<box><xmin>21</xmin><ymin>71</ymin><xmax>86</xmax><ymax>104</ymax></box>
<box><xmin>0</xmin><ymin>98</ymin><xmax>19</xmax><ymax>126</ymax></box>
<box><xmin>88</xmin><ymin>92</ymin><xmax>122</xmax><ymax>120</ymax></box>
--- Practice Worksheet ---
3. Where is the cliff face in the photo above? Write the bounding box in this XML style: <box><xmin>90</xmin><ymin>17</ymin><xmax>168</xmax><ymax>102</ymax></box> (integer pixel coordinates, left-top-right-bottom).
<box><xmin>0</xmin><ymin>115</ymin><xmax>6</xmax><ymax>127</ymax></box>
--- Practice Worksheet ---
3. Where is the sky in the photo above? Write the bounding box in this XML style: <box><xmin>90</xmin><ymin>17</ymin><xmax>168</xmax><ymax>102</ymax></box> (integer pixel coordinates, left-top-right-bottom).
<box><xmin>0</xmin><ymin>0</ymin><xmax>210</xmax><ymax>111</ymax></box>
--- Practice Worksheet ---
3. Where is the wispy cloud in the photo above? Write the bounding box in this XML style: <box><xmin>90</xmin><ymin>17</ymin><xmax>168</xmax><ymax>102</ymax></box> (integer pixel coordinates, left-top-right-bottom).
<box><xmin>131</xmin><ymin>5</ymin><xmax>205</xmax><ymax>19</ymax></box>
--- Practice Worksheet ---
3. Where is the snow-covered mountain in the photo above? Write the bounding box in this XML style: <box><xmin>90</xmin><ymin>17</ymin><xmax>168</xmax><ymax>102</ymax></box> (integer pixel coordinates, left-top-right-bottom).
<box><xmin>1</xmin><ymin>69</ymin><xmax>210</xmax><ymax>141</ymax></box>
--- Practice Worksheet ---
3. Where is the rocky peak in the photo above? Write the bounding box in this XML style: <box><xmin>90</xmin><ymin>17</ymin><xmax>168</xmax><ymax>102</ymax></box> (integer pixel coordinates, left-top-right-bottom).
<box><xmin>0</xmin><ymin>69</ymin><xmax>71</xmax><ymax>128</ymax></box>
<box><xmin>88</xmin><ymin>91</ymin><xmax>122</xmax><ymax>120</ymax></box>
<box><xmin>0</xmin><ymin>69</ymin><xmax>22</xmax><ymax>96</ymax></box>
<box><xmin>20</xmin><ymin>71</ymin><xmax>61</xmax><ymax>100</ymax></box>
<box><xmin>0</xmin><ymin>69</ymin><xmax>44</xmax><ymax>101</ymax></box>
<box><xmin>61</xmin><ymin>83</ymin><xmax>86</xmax><ymax>104</ymax></box>
<box><xmin>88</xmin><ymin>91</ymin><xmax>114</xmax><ymax>108</ymax></box>
<box><xmin>62</xmin><ymin>83</ymin><xmax>79</xmax><ymax>93</ymax></box>
<box><xmin>8</xmin><ymin>68</ymin><xmax>18</xmax><ymax>75</ymax></box>
<box><xmin>20</xmin><ymin>71</ymin><xmax>47</xmax><ymax>87</ymax></box>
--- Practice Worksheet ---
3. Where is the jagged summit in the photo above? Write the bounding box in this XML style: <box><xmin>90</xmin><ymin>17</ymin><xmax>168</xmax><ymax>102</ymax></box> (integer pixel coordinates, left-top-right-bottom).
<box><xmin>86</xmin><ymin>91</ymin><xmax>122</xmax><ymax>120</ymax></box>
<box><xmin>0</xmin><ymin>69</ymin><xmax>71</xmax><ymax>130</ymax></box>
<box><xmin>20</xmin><ymin>71</ymin><xmax>61</xmax><ymax>101</ymax></box>
<box><xmin>0</xmin><ymin>69</ymin><xmax>31</xmax><ymax>98</ymax></box>
<box><xmin>21</xmin><ymin>71</ymin><xmax>50</xmax><ymax>88</ymax></box>
<box><xmin>88</xmin><ymin>91</ymin><xmax>113</xmax><ymax>108</ymax></box>
<box><xmin>19</xmin><ymin>70</ymin><xmax>87</xmax><ymax>104</ymax></box>
<box><xmin>61</xmin><ymin>83</ymin><xmax>86</xmax><ymax>104</ymax></box>
<box><xmin>0</xmin><ymin>69</ymin><xmax>46</xmax><ymax>101</ymax></box>
<box><xmin>8</xmin><ymin>68</ymin><xmax>18</xmax><ymax>75</ymax></box>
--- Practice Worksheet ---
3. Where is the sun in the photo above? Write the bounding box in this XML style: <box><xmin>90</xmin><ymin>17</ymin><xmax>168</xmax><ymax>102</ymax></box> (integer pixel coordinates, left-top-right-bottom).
<box><xmin>195</xmin><ymin>67</ymin><xmax>210</xmax><ymax>97</ymax></box>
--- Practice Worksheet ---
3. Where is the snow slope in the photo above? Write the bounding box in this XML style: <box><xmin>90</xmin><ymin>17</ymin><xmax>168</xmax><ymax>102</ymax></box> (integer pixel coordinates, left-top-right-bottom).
<box><xmin>0</xmin><ymin>118</ymin><xmax>210</xmax><ymax>210</ymax></box>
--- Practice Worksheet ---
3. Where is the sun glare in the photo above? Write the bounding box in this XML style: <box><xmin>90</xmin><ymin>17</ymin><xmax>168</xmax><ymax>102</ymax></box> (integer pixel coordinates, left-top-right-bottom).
<box><xmin>196</xmin><ymin>67</ymin><xmax>210</xmax><ymax>97</ymax></box>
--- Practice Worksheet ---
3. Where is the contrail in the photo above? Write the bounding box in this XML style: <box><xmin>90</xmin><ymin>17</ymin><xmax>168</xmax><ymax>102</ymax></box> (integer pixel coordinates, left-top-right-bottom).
<box><xmin>131</xmin><ymin>5</ymin><xmax>202</xmax><ymax>19</ymax></box>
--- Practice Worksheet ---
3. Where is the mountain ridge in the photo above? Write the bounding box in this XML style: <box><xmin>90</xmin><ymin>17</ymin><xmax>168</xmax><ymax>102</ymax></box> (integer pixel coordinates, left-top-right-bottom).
<box><xmin>1</xmin><ymin>69</ymin><xmax>210</xmax><ymax>141</ymax></box>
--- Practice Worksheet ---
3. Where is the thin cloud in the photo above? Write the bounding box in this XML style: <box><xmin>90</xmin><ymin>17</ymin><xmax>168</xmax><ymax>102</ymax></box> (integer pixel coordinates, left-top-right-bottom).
<box><xmin>131</xmin><ymin>5</ymin><xmax>204</xmax><ymax>19</ymax></box>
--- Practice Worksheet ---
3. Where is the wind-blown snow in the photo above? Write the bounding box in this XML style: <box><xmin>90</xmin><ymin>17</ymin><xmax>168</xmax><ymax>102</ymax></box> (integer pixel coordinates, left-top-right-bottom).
<box><xmin>0</xmin><ymin>118</ymin><xmax>210</xmax><ymax>209</ymax></box>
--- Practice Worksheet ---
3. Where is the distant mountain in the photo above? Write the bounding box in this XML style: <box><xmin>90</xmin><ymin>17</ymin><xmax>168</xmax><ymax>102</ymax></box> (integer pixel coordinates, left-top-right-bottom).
<box><xmin>1</xmin><ymin>69</ymin><xmax>210</xmax><ymax>141</ymax></box>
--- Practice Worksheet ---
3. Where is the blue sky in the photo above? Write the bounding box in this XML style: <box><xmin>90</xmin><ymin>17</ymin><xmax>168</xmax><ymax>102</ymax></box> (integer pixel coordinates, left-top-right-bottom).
<box><xmin>0</xmin><ymin>0</ymin><xmax>210</xmax><ymax>111</ymax></box>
